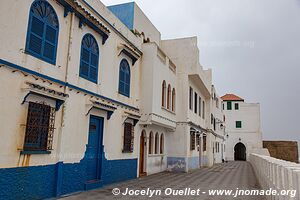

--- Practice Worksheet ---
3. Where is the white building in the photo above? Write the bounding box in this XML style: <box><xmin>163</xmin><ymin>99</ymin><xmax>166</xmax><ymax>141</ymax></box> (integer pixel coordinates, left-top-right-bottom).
<box><xmin>0</xmin><ymin>0</ymin><xmax>264</xmax><ymax>199</ymax></box>
<box><xmin>221</xmin><ymin>94</ymin><xmax>268</xmax><ymax>161</ymax></box>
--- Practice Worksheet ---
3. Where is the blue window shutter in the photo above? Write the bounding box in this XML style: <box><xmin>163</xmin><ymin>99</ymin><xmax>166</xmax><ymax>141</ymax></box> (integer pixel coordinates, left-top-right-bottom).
<box><xmin>25</xmin><ymin>0</ymin><xmax>59</xmax><ymax>65</ymax></box>
<box><xmin>118</xmin><ymin>59</ymin><xmax>130</xmax><ymax>97</ymax></box>
<box><xmin>29</xmin><ymin>34</ymin><xmax>43</xmax><ymax>54</ymax></box>
<box><xmin>43</xmin><ymin>42</ymin><xmax>55</xmax><ymax>60</ymax></box>
<box><xmin>31</xmin><ymin>17</ymin><xmax>44</xmax><ymax>36</ymax></box>
<box><xmin>79</xmin><ymin>34</ymin><xmax>99</xmax><ymax>83</ymax></box>
<box><xmin>80</xmin><ymin>62</ymin><xmax>89</xmax><ymax>76</ymax></box>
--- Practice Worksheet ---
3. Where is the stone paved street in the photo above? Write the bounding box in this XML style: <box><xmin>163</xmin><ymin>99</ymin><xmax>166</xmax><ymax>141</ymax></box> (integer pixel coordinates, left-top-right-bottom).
<box><xmin>60</xmin><ymin>162</ymin><xmax>265</xmax><ymax>200</ymax></box>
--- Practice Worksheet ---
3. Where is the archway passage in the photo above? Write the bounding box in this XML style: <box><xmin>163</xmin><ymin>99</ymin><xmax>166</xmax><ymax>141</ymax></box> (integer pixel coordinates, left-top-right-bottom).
<box><xmin>234</xmin><ymin>142</ymin><xmax>246</xmax><ymax>161</ymax></box>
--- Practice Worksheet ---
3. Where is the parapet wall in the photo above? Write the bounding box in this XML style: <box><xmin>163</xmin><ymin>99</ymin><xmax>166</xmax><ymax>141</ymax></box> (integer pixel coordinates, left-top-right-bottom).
<box><xmin>250</xmin><ymin>153</ymin><xmax>300</xmax><ymax>200</ymax></box>
<box><xmin>263</xmin><ymin>141</ymin><xmax>299</xmax><ymax>163</ymax></box>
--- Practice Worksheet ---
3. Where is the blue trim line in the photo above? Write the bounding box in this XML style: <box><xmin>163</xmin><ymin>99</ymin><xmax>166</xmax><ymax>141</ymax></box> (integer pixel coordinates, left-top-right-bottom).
<box><xmin>0</xmin><ymin>59</ymin><xmax>139</xmax><ymax>111</ymax></box>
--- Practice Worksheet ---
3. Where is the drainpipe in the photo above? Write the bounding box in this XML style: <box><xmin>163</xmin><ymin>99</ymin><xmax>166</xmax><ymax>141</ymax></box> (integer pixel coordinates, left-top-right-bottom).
<box><xmin>55</xmin><ymin>12</ymin><xmax>74</xmax><ymax>197</ymax></box>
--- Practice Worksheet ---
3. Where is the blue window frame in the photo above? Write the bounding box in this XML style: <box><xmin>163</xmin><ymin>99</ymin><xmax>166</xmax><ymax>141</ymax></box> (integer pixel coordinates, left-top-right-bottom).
<box><xmin>79</xmin><ymin>34</ymin><xmax>99</xmax><ymax>83</ymax></box>
<box><xmin>118</xmin><ymin>59</ymin><xmax>131</xmax><ymax>97</ymax></box>
<box><xmin>25</xmin><ymin>0</ymin><xmax>59</xmax><ymax>65</ymax></box>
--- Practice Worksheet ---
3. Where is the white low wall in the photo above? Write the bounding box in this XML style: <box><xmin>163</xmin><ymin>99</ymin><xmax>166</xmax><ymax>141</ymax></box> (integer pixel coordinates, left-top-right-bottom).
<box><xmin>250</xmin><ymin>153</ymin><xmax>300</xmax><ymax>200</ymax></box>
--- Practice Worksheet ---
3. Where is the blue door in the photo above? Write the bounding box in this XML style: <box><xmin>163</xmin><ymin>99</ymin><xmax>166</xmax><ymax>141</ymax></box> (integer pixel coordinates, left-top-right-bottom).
<box><xmin>85</xmin><ymin>116</ymin><xmax>104</xmax><ymax>181</ymax></box>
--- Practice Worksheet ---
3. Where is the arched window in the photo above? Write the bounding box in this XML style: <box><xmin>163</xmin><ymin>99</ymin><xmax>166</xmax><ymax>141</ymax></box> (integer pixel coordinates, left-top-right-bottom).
<box><xmin>172</xmin><ymin>88</ymin><xmax>176</xmax><ymax>112</ymax></box>
<box><xmin>160</xmin><ymin>134</ymin><xmax>164</xmax><ymax>154</ymax></box>
<box><xmin>167</xmin><ymin>84</ymin><xmax>171</xmax><ymax>109</ymax></box>
<box><xmin>162</xmin><ymin>81</ymin><xmax>166</xmax><ymax>107</ymax></box>
<box><xmin>155</xmin><ymin>132</ymin><xmax>159</xmax><ymax>154</ymax></box>
<box><xmin>25</xmin><ymin>0</ymin><xmax>59</xmax><ymax>64</ymax></box>
<box><xmin>119</xmin><ymin>59</ymin><xmax>131</xmax><ymax>97</ymax></box>
<box><xmin>79</xmin><ymin>34</ymin><xmax>99</xmax><ymax>83</ymax></box>
<box><xmin>149</xmin><ymin>132</ymin><xmax>153</xmax><ymax>154</ymax></box>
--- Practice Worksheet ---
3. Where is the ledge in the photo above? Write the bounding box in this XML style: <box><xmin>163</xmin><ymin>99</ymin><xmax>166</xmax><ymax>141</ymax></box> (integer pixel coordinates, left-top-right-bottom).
<box><xmin>161</xmin><ymin>107</ymin><xmax>176</xmax><ymax>115</ymax></box>
<box><xmin>20</xmin><ymin>150</ymin><xmax>51</xmax><ymax>155</ymax></box>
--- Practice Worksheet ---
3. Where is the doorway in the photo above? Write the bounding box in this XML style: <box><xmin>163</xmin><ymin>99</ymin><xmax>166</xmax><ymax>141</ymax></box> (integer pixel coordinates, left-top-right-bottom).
<box><xmin>85</xmin><ymin>116</ymin><xmax>104</xmax><ymax>182</ymax></box>
<box><xmin>234</xmin><ymin>142</ymin><xmax>246</xmax><ymax>161</ymax></box>
<box><xmin>139</xmin><ymin>131</ymin><xmax>146</xmax><ymax>176</ymax></box>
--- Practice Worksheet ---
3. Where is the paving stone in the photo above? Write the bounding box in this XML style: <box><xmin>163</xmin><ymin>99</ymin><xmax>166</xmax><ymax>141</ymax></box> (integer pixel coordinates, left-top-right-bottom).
<box><xmin>60</xmin><ymin>161</ymin><xmax>265</xmax><ymax>200</ymax></box>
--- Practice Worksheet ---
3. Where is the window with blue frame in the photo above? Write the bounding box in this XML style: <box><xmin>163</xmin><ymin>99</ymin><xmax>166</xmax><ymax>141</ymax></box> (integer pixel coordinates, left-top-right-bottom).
<box><xmin>118</xmin><ymin>59</ymin><xmax>131</xmax><ymax>97</ymax></box>
<box><xmin>79</xmin><ymin>34</ymin><xmax>99</xmax><ymax>83</ymax></box>
<box><xmin>25</xmin><ymin>0</ymin><xmax>59</xmax><ymax>65</ymax></box>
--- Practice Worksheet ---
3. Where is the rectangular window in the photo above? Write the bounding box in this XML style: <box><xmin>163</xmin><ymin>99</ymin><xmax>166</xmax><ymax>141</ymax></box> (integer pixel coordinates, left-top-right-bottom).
<box><xmin>227</xmin><ymin>101</ymin><xmax>232</xmax><ymax>110</ymax></box>
<box><xmin>194</xmin><ymin>92</ymin><xmax>198</xmax><ymax>114</ymax></box>
<box><xmin>236</xmin><ymin>121</ymin><xmax>242</xmax><ymax>128</ymax></box>
<box><xmin>222</xmin><ymin>103</ymin><xmax>224</xmax><ymax>110</ymax></box>
<box><xmin>213</xmin><ymin>118</ymin><xmax>216</xmax><ymax>131</ymax></box>
<box><xmin>203</xmin><ymin>135</ymin><xmax>207</xmax><ymax>151</ymax></box>
<box><xmin>24</xmin><ymin>102</ymin><xmax>55</xmax><ymax>151</ymax></box>
<box><xmin>189</xmin><ymin>87</ymin><xmax>193</xmax><ymax>110</ymax></box>
<box><xmin>123</xmin><ymin>122</ymin><xmax>134</xmax><ymax>152</ymax></box>
<box><xmin>196</xmin><ymin>134</ymin><xmax>200</xmax><ymax>151</ymax></box>
<box><xmin>190</xmin><ymin>132</ymin><xmax>195</xmax><ymax>150</ymax></box>
<box><xmin>235</xmin><ymin>103</ymin><xmax>239</xmax><ymax>110</ymax></box>
<box><xmin>202</xmin><ymin>101</ymin><xmax>205</xmax><ymax>119</ymax></box>
<box><xmin>199</xmin><ymin>97</ymin><xmax>201</xmax><ymax>116</ymax></box>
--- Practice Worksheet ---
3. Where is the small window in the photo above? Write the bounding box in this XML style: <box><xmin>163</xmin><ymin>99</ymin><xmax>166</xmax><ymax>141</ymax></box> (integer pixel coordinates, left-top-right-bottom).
<box><xmin>196</xmin><ymin>134</ymin><xmax>200</xmax><ymax>151</ymax></box>
<box><xmin>123</xmin><ymin>122</ymin><xmax>134</xmax><ymax>152</ymax></box>
<box><xmin>203</xmin><ymin>135</ymin><xmax>207</xmax><ymax>151</ymax></box>
<box><xmin>236</xmin><ymin>121</ymin><xmax>242</xmax><ymax>128</ymax></box>
<box><xmin>24</xmin><ymin>102</ymin><xmax>55</xmax><ymax>151</ymax></box>
<box><xmin>162</xmin><ymin>81</ymin><xmax>166</xmax><ymax>107</ymax></box>
<box><xmin>79</xmin><ymin>34</ymin><xmax>99</xmax><ymax>83</ymax></box>
<box><xmin>202</xmin><ymin>101</ymin><xmax>205</xmax><ymax>119</ymax></box>
<box><xmin>25</xmin><ymin>0</ymin><xmax>59</xmax><ymax>64</ymax></box>
<box><xmin>172</xmin><ymin>88</ymin><xmax>176</xmax><ymax>112</ymax></box>
<box><xmin>160</xmin><ymin>134</ymin><xmax>164</xmax><ymax>154</ymax></box>
<box><xmin>222</xmin><ymin>103</ymin><xmax>224</xmax><ymax>110</ymax></box>
<box><xmin>189</xmin><ymin>87</ymin><xmax>193</xmax><ymax>110</ymax></box>
<box><xmin>167</xmin><ymin>84</ymin><xmax>171</xmax><ymax>109</ymax></box>
<box><xmin>198</xmin><ymin>97</ymin><xmax>201</xmax><ymax>116</ymax></box>
<box><xmin>149</xmin><ymin>132</ymin><xmax>153</xmax><ymax>154</ymax></box>
<box><xmin>194</xmin><ymin>92</ymin><xmax>198</xmax><ymax>114</ymax></box>
<box><xmin>213</xmin><ymin>118</ymin><xmax>216</xmax><ymax>131</ymax></box>
<box><xmin>190</xmin><ymin>132</ymin><xmax>195</xmax><ymax>150</ymax></box>
<box><xmin>118</xmin><ymin>59</ymin><xmax>131</xmax><ymax>97</ymax></box>
<box><xmin>155</xmin><ymin>132</ymin><xmax>159</xmax><ymax>154</ymax></box>
<box><xmin>227</xmin><ymin>101</ymin><xmax>232</xmax><ymax>110</ymax></box>
<box><xmin>235</xmin><ymin>103</ymin><xmax>239</xmax><ymax>110</ymax></box>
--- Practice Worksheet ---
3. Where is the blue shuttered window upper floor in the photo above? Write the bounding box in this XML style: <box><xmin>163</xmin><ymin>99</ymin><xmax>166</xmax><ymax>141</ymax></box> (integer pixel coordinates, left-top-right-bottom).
<box><xmin>118</xmin><ymin>59</ymin><xmax>131</xmax><ymax>97</ymax></box>
<box><xmin>25</xmin><ymin>0</ymin><xmax>59</xmax><ymax>65</ymax></box>
<box><xmin>79</xmin><ymin>34</ymin><xmax>100</xmax><ymax>83</ymax></box>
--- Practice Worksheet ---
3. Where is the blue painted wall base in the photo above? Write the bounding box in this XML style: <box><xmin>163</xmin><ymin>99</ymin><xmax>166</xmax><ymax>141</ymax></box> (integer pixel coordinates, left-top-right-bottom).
<box><xmin>0</xmin><ymin>154</ymin><xmax>137</xmax><ymax>200</ymax></box>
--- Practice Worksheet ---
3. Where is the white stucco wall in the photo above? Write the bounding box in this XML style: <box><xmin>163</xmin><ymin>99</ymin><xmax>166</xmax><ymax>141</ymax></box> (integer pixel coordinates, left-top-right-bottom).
<box><xmin>224</xmin><ymin>101</ymin><xmax>264</xmax><ymax>161</ymax></box>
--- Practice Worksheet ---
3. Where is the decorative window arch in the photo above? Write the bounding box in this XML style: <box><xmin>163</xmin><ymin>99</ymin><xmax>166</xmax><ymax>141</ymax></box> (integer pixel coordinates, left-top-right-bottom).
<box><xmin>160</xmin><ymin>134</ymin><xmax>164</xmax><ymax>154</ymax></box>
<box><xmin>149</xmin><ymin>131</ymin><xmax>153</xmax><ymax>154</ymax></box>
<box><xmin>167</xmin><ymin>84</ymin><xmax>171</xmax><ymax>109</ymax></box>
<box><xmin>25</xmin><ymin>0</ymin><xmax>59</xmax><ymax>64</ymax></box>
<box><xmin>155</xmin><ymin>132</ymin><xmax>159</xmax><ymax>154</ymax></box>
<box><xmin>162</xmin><ymin>81</ymin><xmax>166</xmax><ymax>107</ymax></box>
<box><xmin>118</xmin><ymin>59</ymin><xmax>131</xmax><ymax>97</ymax></box>
<box><xmin>79</xmin><ymin>34</ymin><xmax>99</xmax><ymax>83</ymax></box>
<box><xmin>172</xmin><ymin>88</ymin><xmax>176</xmax><ymax>112</ymax></box>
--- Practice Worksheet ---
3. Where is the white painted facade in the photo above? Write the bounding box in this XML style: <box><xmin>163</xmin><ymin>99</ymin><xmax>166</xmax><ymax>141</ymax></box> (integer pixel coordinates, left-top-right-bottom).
<box><xmin>222</xmin><ymin>96</ymin><xmax>268</xmax><ymax>161</ymax></box>
<box><xmin>0</xmin><ymin>0</ymin><xmax>270</xmax><ymax>198</ymax></box>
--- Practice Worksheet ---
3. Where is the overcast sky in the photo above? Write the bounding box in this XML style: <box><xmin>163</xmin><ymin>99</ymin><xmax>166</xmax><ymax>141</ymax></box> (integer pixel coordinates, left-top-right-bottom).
<box><xmin>102</xmin><ymin>0</ymin><xmax>300</xmax><ymax>143</ymax></box>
